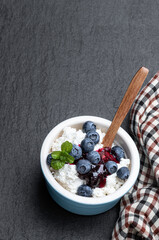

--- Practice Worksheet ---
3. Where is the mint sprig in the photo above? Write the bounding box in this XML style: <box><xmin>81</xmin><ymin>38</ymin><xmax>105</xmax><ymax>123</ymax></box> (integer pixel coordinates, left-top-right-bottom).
<box><xmin>50</xmin><ymin>141</ymin><xmax>74</xmax><ymax>170</ymax></box>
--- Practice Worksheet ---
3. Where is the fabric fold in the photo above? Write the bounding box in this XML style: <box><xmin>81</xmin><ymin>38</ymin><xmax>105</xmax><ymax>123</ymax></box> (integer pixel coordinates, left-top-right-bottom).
<box><xmin>112</xmin><ymin>72</ymin><xmax>159</xmax><ymax>240</ymax></box>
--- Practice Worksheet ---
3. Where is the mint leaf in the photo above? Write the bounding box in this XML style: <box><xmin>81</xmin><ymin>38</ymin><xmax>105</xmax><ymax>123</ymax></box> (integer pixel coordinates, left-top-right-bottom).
<box><xmin>51</xmin><ymin>151</ymin><xmax>61</xmax><ymax>159</ymax></box>
<box><xmin>66</xmin><ymin>154</ymin><xmax>74</xmax><ymax>164</ymax></box>
<box><xmin>60</xmin><ymin>152</ymin><xmax>74</xmax><ymax>163</ymax></box>
<box><xmin>51</xmin><ymin>159</ymin><xmax>65</xmax><ymax>170</ymax></box>
<box><xmin>61</xmin><ymin>141</ymin><xmax>72</xmax><ymax>153</ymax></box>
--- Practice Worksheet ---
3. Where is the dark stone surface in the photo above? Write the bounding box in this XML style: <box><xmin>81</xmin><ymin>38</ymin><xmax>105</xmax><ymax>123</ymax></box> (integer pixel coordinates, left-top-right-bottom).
<box><xmin>0</xmin><ymin>0</ymin><xmax>159</xmax><ymax>239</ymax></box>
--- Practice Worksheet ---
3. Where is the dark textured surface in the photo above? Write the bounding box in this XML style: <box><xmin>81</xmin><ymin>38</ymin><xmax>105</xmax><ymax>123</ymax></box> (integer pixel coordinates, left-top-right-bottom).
<box><xmin>0</xmin><ymin>0</ymin><xmax>159</xmax><ymax>239</ymax></box>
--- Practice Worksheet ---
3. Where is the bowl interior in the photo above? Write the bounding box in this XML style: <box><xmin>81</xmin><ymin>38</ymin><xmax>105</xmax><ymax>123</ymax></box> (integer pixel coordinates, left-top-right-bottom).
<box><xmin>40</xmin><ymin>116</ymin><xmax>140</xmax><ymax>205</ymax></box>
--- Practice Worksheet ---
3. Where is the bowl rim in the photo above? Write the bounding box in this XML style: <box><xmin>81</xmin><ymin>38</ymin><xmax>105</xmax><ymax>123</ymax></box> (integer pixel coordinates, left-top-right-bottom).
<box><xmin>40</xmin><ymin>115</ymin><xmax>140</xmax><ymax>205</ymax></box>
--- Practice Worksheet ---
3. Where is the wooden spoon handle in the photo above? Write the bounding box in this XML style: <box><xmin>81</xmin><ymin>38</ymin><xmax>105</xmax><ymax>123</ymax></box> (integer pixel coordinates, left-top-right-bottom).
<box><xmin>102</xmin><ymin>67</ymin><xmax>149</xmax><ymax>147</ymax></box>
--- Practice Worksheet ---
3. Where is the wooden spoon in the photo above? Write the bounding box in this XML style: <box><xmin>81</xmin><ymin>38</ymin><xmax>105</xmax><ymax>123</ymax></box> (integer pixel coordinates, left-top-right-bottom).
<box><xmin>102</xmin><ymin>67</ymin><xmax>149</xmax><ymax>148</ymax></box>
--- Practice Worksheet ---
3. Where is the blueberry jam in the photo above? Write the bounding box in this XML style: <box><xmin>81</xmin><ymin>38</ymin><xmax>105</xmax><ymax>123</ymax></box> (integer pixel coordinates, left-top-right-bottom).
<box><xmin>75</xmin><ymin>147</ymin><xmax>119</xmax><ymax>189</ymax></box>
<box><xmin>98</xmin><ymin>147</ymin><xmax>119</xmax><ymax>163</ymax></box>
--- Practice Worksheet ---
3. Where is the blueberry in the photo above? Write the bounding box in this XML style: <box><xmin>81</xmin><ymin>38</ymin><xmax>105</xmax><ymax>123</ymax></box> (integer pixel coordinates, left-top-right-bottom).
<box><xmin>47</xmin><ymin>153</ymin><xmax>52</xmax><ymax>165</ymax></box>
<box><xmin>105</xmin><ymin>161</ymin><xmax>118</xmax><ymax>174</ymax></box>
<box><xmin>86</xmin><ymin>130</ymin><xmax>100</xmax><ymax>144</ymax></box>
<box><xmin>77</xmin><ymin>185</ymin><xmax>92</xmax><ymax>197</ymax></box>
<box><xmin>81</xmin><ymin>138</ymin><xmax>95</xmax><ymax>153</ymax></box>
<box><xmin>82</xmin><ymin>121</ymin><xmax>96</xmax><ymax>133</ymax></box>
<box><xmin>117</xmin><ymin>167</ymin><xmax>130</xmax><ymax>180</ymax></box>
<box><xmin>76</xmin><ymin>159</ymin><xmax>92</xmax><ymax>174</ymax></box>
<box><xmin>70</xmin><ymin>144</ymin><xmax>82</xmax><ymax>160</ymax></box>
<box><xmin>86</xmin><ymin>151</ymin><xmax>101</xmax><ymax>165</ymax></box>
<box><xmin>111</xmin><ymin>146</ymin><xmax>125</xmax><ymax>161</ymax></box>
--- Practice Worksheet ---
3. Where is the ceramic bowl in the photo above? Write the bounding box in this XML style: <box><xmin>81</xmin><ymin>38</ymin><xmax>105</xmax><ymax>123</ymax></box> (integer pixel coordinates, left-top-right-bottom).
<box><xmin>40</xmin><ymin>116</ymin><xmax>140</xmax><ymax>215</ymax></box>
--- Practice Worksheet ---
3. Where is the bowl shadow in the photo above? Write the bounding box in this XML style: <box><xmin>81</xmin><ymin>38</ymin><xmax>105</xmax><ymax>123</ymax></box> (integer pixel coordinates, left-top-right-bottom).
<box><xmin>32</xmin><ymin>173</ymin><xmax>120</xmax><ymax>240</ymax></box>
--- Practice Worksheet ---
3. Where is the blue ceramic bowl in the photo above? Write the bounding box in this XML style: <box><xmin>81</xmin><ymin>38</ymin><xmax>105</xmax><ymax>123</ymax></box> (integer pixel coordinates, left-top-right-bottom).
<box><xmin>40</xmin><ymin>116</ymin><xmax>140</xmax><ymax>215</ymax></box>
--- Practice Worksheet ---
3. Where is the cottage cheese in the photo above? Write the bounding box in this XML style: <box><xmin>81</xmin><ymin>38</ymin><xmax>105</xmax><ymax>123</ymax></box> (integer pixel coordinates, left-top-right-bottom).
<box><xmin>50</xmin><ymin>127</ymin><xmax>130</xmax><ymax>198</ymax></box>
<box><xmin>54</xmin><ymin>164</ymin><xmax>86</xmax><ymax>194</ymax></box>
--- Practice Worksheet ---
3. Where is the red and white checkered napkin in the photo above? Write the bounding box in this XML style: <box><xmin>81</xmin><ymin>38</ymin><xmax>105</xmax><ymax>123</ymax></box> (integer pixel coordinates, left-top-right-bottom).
<box><xmin>112</xmin><ymin>72</ymin><xmax>159</xmax><ymax>240</ymax></box>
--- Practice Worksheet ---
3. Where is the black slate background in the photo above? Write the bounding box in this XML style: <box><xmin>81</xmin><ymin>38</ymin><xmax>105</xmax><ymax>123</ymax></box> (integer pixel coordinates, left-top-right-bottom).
<box><xmin>0</xmin><ymin>1</ymin><xmax>159</xmax><ymax>239</ymax></box>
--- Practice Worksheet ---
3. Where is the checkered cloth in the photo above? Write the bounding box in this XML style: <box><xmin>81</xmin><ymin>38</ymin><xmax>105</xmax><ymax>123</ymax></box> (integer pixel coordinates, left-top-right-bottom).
<box><xmin>112</xmin><ymin>72</ymin><xmax>159</xmax><ymax>240</ymax></box>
